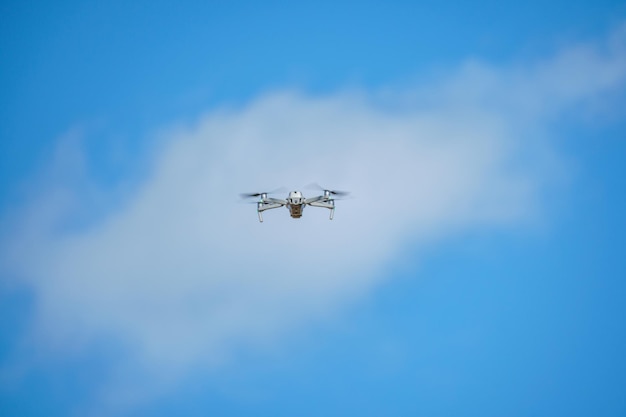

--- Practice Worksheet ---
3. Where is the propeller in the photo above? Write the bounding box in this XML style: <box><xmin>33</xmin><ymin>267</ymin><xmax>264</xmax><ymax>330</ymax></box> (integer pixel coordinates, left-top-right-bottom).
<box><xmin>305</xmin><ymin>183</ymin><xmax>350</xmax><ymax>197</ymax></box>
<box><xmin>240</xmin><ymin>192</ymin><xmax>265</xmax><ymax>198</ymax></box>
<box><xmin>240</xmin><ymin>187</ymin><xmax>287</xmax><ymax>199</ymax></box>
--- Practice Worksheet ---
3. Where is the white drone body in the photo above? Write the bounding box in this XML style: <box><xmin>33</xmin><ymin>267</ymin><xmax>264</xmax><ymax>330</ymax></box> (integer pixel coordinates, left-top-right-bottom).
<box><xmin>242</xmin><ymin>187</ymin><xmax>347</xmax><ymax>222</ymax></box>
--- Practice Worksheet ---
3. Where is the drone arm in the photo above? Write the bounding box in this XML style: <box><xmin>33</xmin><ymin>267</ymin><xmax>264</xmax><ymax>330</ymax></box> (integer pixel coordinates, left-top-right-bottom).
<box><xmin>304</xmin><ymin>195</ymin><xmax>326</xmax><ymax>204</ymax></box>
<box><xmin>307</xmin><ymin>200</ymin><xmax>333</xmax><ymax>209</ymax></box>
<box><xmin>258</xmin><ymin>202</ymin><xmax>284</xmax><ymax>212</ymax></box>
<box><xmin>256</xmin><ymin>201</ymin><xmax>285</xmax><ymax>223</ymax></box>
<box><xmin>264</xmin><ymin>197</ymin><xmax>288</xmax><ymax>204</ymax></box>
<box><xmin>307</xmin><ymin>199</ymin><xmax>335</xmax><ymax>220</ymax></box>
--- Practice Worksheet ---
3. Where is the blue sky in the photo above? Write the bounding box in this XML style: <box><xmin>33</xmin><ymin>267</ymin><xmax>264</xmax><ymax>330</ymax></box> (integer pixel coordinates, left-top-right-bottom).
<box><xmin>1</xmin><ymin>1</ymin><xmax>626</xmax><ymax>416</ymax></box>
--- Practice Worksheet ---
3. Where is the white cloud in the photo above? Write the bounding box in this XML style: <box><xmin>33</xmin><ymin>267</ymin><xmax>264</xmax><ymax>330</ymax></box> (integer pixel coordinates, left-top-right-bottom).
<box><xmin>2</xmin><ymin>23</ymin><xmax>626</xmax><ymax>413</ymax></box>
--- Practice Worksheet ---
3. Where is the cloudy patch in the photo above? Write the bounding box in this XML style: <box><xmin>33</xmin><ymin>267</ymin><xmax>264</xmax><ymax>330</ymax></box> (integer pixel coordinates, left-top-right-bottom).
<box><xmin>2</xmin><ymin>24</ymin><xmax>626</xmax><ymax>413</ymax></box>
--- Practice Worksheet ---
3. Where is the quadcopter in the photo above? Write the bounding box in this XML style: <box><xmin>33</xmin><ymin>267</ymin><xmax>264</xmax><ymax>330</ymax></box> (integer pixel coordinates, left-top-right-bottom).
<box><xmin>240</xmin><ymin>184</ymin><xmax>349</xmax><ymax>222</ymax></box>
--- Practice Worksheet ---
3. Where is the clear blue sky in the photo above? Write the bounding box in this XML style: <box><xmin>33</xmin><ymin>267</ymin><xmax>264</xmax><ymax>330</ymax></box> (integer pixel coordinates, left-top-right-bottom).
<box><xmin>1</xmin><ymin>1</ymin><xmax>626</xmax><ymax>416</ymax></box>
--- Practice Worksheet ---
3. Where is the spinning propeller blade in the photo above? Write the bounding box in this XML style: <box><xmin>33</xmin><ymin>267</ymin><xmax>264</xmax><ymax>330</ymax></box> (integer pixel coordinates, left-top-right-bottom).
<box><xmin>305</xmin><ymin>183</ymin><xmax>350</xmax><ymax>197</ymax></box>
<box><xmin>240</xmin><ymin>187</ymin><xmax>287</xmax><ymax>199</ymax></box>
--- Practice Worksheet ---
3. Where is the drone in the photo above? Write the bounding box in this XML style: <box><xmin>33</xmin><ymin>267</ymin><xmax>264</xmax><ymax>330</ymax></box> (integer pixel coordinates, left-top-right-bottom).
<box><xmin>240</xmin><ymin>184</ymin><xmax>349</xmax><ymax>222</ymax></box>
